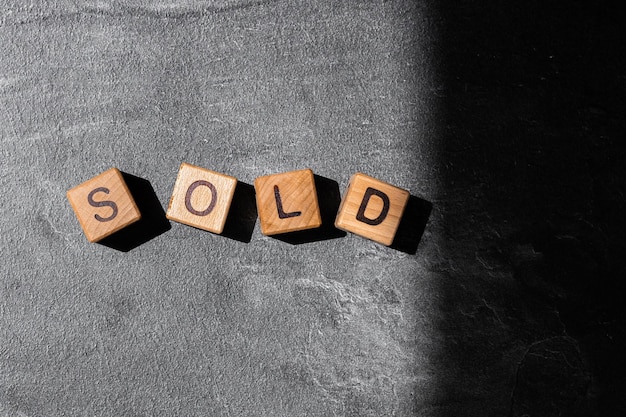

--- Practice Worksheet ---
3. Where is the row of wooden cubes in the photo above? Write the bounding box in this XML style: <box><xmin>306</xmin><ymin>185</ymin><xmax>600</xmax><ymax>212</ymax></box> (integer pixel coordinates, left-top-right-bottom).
<box><xmin>66</xmin><ymin>164</ymin><xmax>410</xmax><ymax>246</ymax></box>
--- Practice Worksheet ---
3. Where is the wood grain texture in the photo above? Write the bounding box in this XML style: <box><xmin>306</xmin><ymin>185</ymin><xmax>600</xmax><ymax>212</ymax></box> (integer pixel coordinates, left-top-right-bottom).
<box><xmin>334</xmin><ymin>173</ymin><xmax>409</xmax><ymax>246</ymax></box>
<box><xmin>254</xmin><ymin>169</ymin><xmax>322</xmax><ymax>236</ymax></box>
<box><xmin>166</xmin><ymin>163</ymin><xmax>237</xmax><ymax>234</ymax></box>
<box><xmin>66</xmin><ymin>168</ymin><xmax>141</xmax><ymax>242</ymax></box>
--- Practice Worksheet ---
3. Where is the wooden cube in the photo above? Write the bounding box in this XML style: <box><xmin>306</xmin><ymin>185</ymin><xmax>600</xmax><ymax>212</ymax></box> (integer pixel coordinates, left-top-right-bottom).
<box><xmin>66</xmin><ymin>168</ymin><xmax>141</xmax><ymax>242</ymax></box>
<box><xmin>166</xmin><ymin>163</ymin><xmax>237</xmax><ymax>234</ymax></box>
<box><xmin>334</xmin><ymin>173</ymin><xmax>409</xmax><ymax>246</ymax></box>
<box><xmin>254</xmin><ymin>169</ymin><xmax>322</xmax><ymax>236</ymax></box>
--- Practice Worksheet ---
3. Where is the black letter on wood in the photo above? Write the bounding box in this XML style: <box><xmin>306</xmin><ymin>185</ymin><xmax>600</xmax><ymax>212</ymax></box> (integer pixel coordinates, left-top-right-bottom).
<box><xmin>274</xmin><ymin>185</ymin><xmax>301</xmax><ymax>219</ymax></box>
<box><xmin>88</xmin><ymin>187</ymin><xmax>118</xmax><ymax>222</ymax></box>
<box><xmin>185</xmin><ymin>180</ymin><xmax>217</xmax><ymax>216</ymax></box>
<box><xmin>356</xmin><ymin>187</ymin><xmax>390</xmax><ymax>225</ymax></box>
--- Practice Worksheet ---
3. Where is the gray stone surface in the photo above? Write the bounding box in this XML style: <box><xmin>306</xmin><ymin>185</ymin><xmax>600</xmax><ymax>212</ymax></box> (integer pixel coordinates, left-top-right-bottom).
<box><xmin>1</xmin><ymin>1</ymin><xmax>442</xmax><ymax>416</ymax></box>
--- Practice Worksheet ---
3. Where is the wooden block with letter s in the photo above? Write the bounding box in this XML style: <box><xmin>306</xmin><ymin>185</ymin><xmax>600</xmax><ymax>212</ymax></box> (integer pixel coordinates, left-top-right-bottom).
<box><xmin>66</xmin><ymin>168</ymin><xmax>141</xmax><ymax>242</ymax></box>
<box><xmin>166</xmin><ymin>163</ymin><xmax>238</xmax><ymax>234</ymax></box>
<box><xmin>334</xmin><ymin>173</ymin><xmax>409</xmax><ymax>246</ymax></box>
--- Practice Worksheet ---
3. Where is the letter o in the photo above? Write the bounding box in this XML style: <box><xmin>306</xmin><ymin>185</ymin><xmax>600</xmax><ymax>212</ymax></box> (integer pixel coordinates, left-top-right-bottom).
<box><xmin>184</xmin><ymin>180</ymin><xmax>217</xmax><ymax>216</ymax></box>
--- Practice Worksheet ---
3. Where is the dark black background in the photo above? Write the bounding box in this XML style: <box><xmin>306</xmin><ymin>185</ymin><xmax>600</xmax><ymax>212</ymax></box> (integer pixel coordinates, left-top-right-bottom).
<box><xmin>438</xmin><ymin>0</ymin><xmax>626</xmax><ymax>415</ymax></box>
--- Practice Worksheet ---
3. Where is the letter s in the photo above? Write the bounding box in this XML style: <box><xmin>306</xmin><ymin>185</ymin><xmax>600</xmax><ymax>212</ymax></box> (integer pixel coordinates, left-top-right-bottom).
<box><xmin>87</xmin><ymin>187</ymin><xmax>118</xmax><ymax>222</ymax></box>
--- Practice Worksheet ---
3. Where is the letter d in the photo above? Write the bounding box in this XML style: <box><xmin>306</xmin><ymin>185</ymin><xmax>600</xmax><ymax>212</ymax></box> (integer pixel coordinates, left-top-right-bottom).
<box><xmin>356</xmin><ymin>187</ymin><xmax>390</xmax><ymax>225</ymax></box>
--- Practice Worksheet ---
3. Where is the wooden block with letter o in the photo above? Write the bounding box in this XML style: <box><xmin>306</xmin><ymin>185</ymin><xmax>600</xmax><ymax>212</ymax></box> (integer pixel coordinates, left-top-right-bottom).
<box><xmin>254</xmin><ymin>169</ymin><xmax>322</xmax><ymax>236</ymax></box>
<box><xmin>335</xmin><ymin>173</ymin><xmax>409</xmax><ymax>246</ymax></box>
<box><xmin>66</xmin><ymin>168</ymin><xmax>141</xmax><ymax>242</ymax></box>
<box><xmin>166</xmin><ymin>163</ymin><xmax>237</xmax><ymax>234</ymax></box>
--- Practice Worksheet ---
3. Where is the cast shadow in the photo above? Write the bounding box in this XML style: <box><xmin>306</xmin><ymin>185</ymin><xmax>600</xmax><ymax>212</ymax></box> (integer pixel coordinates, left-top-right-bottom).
<box><xmin>221</xmin><ymin>181</ymin><xmax>257</xmax><ymax>243</ymax></box>
<box><xmin>98</xmin><ymin>172</ymin><xmax>171</xmax><ymax>252</ymax></box>
<box><xmin>273</xmin><ymin>174</ymin><xmax>347</xmax><ymax>245</ymax></box>
<box><xmin>389</xmin><ymin>195</ymin><xmax>432</xmax><ymax>255</ymax></box>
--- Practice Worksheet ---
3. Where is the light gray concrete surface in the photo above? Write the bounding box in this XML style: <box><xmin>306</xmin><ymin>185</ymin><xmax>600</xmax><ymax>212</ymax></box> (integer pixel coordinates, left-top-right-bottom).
<box><xmin>1</xmin><ymin>1</ymin><xmax>443</xmax><ymax>415</ymax></box>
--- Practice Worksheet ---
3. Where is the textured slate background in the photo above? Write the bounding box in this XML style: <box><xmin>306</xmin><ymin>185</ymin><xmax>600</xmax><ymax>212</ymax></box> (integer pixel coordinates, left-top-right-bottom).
<box><xmin>2</xmin><ymin>0</ymin><xmax>625</xmax><ymax>416</ymax></box>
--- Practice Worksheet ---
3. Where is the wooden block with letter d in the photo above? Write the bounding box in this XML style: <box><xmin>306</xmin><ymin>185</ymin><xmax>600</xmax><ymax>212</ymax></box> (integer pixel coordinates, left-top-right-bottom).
<box><xmin>335</xmin><ymin>173</ymin><xmax>409</xmax><ymax>246</ymax></box>
<box><xmin>166</xmin><ymin>163</ymin><xmax>237</xmax><ymax>234</ymax></box>
<box><xmin>66</xmin><ymin>168</ymin><xmax>141</xmax><ymax>242</ymax></box>
<box><xmin>254</xmin><ymin>169</ymin><xmax>322</xmax><ymax>235</ymax></box>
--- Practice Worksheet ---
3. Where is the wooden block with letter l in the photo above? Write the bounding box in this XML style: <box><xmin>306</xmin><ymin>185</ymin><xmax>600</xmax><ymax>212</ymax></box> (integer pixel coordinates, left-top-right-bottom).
<box><xmin>66</xmin><ymin>168</ymin><xmax>141</xmax><ymax>242</ymax></box>
<box><xmin>254</xmin><ymin>169</ymin><xmax>322</xmax><ymax>236</ymax></box>
<box><xmin>334</xmin><ymin>173</ymin><xmax>410</xmax><ymax>246</ymax></box>
<box><xmin>166</xmin><ymin>163</ymin><xmax>237</xmax><ymax>234</ymax></box>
